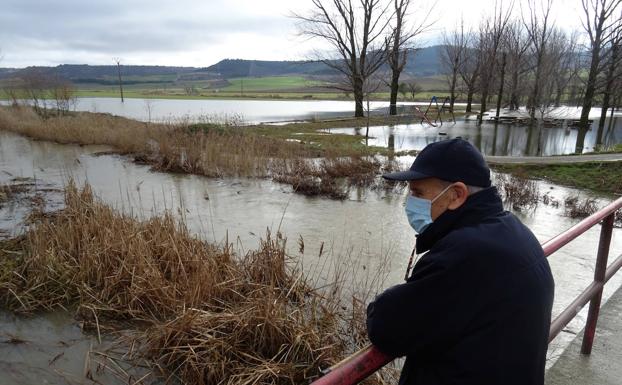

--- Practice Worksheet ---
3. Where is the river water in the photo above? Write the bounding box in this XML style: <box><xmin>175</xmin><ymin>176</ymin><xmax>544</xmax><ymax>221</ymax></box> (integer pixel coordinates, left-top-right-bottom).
<box><xmin>0</xmin><ymin>127</ymin><xmax>621</xmax><ymax>382</ymax></box>
<box><xmin>72</xmin><ymin>97</ymin><xmax>622</xmax><ymax>155</ymax></box>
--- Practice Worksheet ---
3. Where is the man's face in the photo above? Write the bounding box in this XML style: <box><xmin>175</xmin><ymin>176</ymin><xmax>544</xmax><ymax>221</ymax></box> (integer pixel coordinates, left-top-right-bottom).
<box><xmin>408</xmin><ymin>178</ymin><xmax>455</xmax><ymax>221</ymax></box>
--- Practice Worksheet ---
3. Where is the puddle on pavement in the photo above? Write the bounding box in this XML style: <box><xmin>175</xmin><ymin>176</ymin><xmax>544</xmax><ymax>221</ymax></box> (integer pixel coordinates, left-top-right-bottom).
<box><xmin>1</xmin><ymin>129</ymin><xmax>620</xmax><ymax>378</ymax></box>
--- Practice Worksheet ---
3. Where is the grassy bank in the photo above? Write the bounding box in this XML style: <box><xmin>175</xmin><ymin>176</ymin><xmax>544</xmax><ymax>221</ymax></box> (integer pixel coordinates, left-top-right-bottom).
<box><xmin>491</xmin><ymin>162</ymin><xmax>622</xmax><ymax>195</ymax></box>
<box><xmin>0</xmin><ymin>183</ymin><xmax>395</xmax><ymax>384</ymax></box>
<box><xmin>0</xmin><ymin>106</ymin><xmax>402</xmax><ymax>198</ymax></box>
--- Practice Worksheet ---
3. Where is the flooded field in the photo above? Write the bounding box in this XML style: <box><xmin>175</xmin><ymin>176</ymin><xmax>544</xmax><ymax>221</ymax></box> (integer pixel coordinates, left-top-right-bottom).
<box><xmin>324</xmin><ymin>113</ymin><xmax>622</xmax><ymax>156</ymax></box>
<box><xmin>1</xmin><ymin>128</ymin><xmax>621</xmax><ymax>383</ymax></box>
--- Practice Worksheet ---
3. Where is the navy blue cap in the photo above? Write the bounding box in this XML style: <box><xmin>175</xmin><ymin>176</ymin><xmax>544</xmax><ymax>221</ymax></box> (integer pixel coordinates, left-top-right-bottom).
<box><xmin>383</xmin><ymin>138</ymin><xmax>491</xmax><ymax>187</ymax></box>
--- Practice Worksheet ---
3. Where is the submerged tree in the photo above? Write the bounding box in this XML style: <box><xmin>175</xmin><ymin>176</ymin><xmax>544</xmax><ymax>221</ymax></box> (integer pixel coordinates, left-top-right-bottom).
<box><xmin>457</xmin><ymin>31</ymin><xmax>481</xmax><ymax>113</ymax></box>
<box><xmin>440</xmin><ymin>20</ymin><xmax>468</xmax><ymax>111</ymax></box>
<box><xmin>294</xmin><ymin>0</ymin><xmax>393</xmax><ymax>117</ymax></box>
<box><xmin>522</xmin><ymin>0</ymin><xmax>555</xmax><ymax>121</ymax></box>
<box><xmin>385</xmin><ymin>0</ymin><xmax>435</xmax><ymax>115</ymax></box>
<box><xmin>596</xmin><ymin>24</ymin><xmax>622</xmax><ymax>145</ymax></box>
<box><xmin>476</xmin><ymin>1</ymin><xmax>514</xmax><ymax>123</ymax></box>
<box><xmin>504</xmin><ymin>19</ymin><xmax>530</xmax><ymax>110</ymax></box>
<box><xmin>575</xmin><ymin>0</ymin><xmax>622</xmax><ymax>153</ymax></box>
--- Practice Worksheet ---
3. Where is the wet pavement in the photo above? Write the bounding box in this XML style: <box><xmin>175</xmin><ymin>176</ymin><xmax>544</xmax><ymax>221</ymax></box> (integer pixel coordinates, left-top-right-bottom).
<box><xmin>546</xmin><ymin>282</ymin><xmax>622</xmax><ymax>384</ymax></box>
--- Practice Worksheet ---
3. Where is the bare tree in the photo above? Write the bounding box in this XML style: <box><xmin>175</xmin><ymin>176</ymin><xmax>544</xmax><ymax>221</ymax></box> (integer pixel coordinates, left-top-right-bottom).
<box><xmin>114</xmin><ymin>57</ymin><xmax>124</xmax><ymax>102</ymax></box>
<box><xmin>551</xmin><ymin>30</ymin><xmax>582</xmax><ymax>107</ymax></box>
<box><xmin>386</xmin><ymin>0</ymin><xmax>435</xmax><ymax>115</ymax></box>
<box><xmin>406</xmin><ymin>80</ymin><xmax>421</xmax><ymax>100</ymax></box>
<box><xmin>476</xmin><ymin>1</ymin><xmax>514</xmax><ymax>123</ymax></box>
<box><xmin>20</xmin><ymin>68</ymin><xmax>51</xmax><ymax>116</ymax></box>
<box><xmin>294</xmin><ymin>0</ymin><xmax>393</xmax><ymax>117</ymax></box>
<box><xmin>440</xmin><ymin>20</ymin><xmax>468</xmax><ymax>111</ymax></box>
<box><xmin>504</xmin><ymin>19</ymin><xmax>530</xmax><ymax>110</ymax></box>
<box><xmin>596</xmin><ymin>22</ymin><xmax>622</xmax><ymax>145</ymax></box>
<box><xmin>575</xmin><ymin>0</ymin><xmax>622</xmax><ymax>153</ymax></box>
<box><xmin>50</xmin><ymin>75</ymin><xmax>77</xmax><ymax>115</ymax></box>
<box><xmin>522</xmin><ymin>0</ymin><xmax>555</xmax><ymax>121</ymax></box>
<box><xmin>457</xmin><ymin>31</ymin><xmax>481</xmax><ymax>113</ymax></box>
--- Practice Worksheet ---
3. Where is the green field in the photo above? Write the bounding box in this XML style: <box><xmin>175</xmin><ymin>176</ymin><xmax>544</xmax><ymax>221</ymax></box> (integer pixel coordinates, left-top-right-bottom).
<box><xmin>1</xmin><ymin>74</ymin><xmax>453</xmax><ymax>102</ymax></box>
<box><xmin>220</xmin><ymin>76</ymin><xmax>328</xmax><ymax>92</ymax></box>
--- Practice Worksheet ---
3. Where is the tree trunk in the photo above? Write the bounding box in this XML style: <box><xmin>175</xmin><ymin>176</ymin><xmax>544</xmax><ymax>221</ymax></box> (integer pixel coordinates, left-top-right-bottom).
<box><xmin>389</xmin><ymin>72</ymin><xmax>400</xmax><ymax>115</ymax></box>
<box><xmin>466</xmin><ymin>90</ymin><xmax>474</xmax><ymax>113</ymax></box>
<box><xmin>597</xmin><ymin>42</ymin><xmax>620</xmax><ymax>146</ymax></box>
<box><xmin>495</xmin><ymin>53</ymin><xmax>507</xmax><ymax>118</ymax></box>
<box><xmin>576</xmin><ymin>29</ymin><xmax>604</xmax><ymax>153</ymax></box>
<box><xmin>478</xmin><ymin>88</ymin><xmax>488</xmax><ymax>124</ymax></box>
<box><xmin>509</xmin><ymin>70</ymin><xmax>520</xmax><ymax>110</ymax></box>
<box><xmin>354</xmin><ymin>77</ymin><xmax>365</xmax><ymax>118</ymax></box>
<box><xmin>449</xmin><ymin>70</ymin><xmax>458</xmax><ymax>111</ymax></box>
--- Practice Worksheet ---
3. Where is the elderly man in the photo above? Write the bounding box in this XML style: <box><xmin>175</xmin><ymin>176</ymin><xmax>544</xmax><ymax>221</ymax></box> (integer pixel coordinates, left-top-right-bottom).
<box><xmin>367</xmin><ymin>138</ymin><xmax>554</xmax><ymax>385</ymax></box>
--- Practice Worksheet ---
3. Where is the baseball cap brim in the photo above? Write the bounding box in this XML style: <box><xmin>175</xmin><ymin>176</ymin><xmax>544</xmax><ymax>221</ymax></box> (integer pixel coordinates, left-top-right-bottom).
<box><xmin>382</xmin><ymin>169</ymin><xmax>431</xmax><ymax>181</ymax></box>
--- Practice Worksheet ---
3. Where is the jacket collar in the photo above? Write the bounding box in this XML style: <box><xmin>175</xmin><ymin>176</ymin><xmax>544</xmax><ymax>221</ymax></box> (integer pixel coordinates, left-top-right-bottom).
<box><xmin>415</xmin><ymin>186</ymin><xmax>504</xmax><ymax>254</ymax></box>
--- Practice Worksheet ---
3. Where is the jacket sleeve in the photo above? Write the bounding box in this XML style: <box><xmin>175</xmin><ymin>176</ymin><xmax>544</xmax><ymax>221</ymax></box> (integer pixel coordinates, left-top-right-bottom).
<box><xmin>366</xmin><ymin>252</ymin><xmax>479</xmax><ymax>357</ymax></box>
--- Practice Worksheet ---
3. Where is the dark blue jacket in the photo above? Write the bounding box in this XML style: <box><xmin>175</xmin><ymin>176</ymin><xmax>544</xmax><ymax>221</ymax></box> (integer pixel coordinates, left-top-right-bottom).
<box><xmin>367</xmin><ymin>187</ymin><xmax>554</xmax><ymax>385</ymax></box>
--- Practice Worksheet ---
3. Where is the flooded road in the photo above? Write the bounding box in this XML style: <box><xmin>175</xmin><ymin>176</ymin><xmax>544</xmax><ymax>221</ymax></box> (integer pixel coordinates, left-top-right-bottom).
<box><xmin>1</xmin><ymin>129</ymin><xmax>621</xmax><ymax>381</ymax></box>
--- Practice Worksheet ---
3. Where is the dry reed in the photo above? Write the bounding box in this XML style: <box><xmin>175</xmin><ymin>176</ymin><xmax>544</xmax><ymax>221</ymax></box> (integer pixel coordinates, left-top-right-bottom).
<box><xmin>0</xmin><ymin>182</ymin><xmax>392</xmax><ymax>384</ymax></box>
<box><xmin>564</xmin><ymin>195</ymin><xmax>598</xmax><ymax>218</ymax></box>
<box><xmin>494</xmin><ymin>173</ymin><xmax>540</xmax><ymax>211</ymax></box>
<box><xmin>0</xmin><ymin>106</ymin><xmax>389</xmax><ymax>198</ymax></box>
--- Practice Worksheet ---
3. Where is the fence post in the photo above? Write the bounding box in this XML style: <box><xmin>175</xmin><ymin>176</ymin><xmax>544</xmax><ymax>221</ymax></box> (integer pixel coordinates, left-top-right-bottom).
<box><xmin>580</xmin><ymin>213</ymin><xmax>615</xmax><ymax>355</ymax></box>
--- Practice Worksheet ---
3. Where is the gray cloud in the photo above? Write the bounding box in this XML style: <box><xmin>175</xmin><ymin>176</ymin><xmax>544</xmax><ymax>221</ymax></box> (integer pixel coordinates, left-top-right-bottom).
<box><xmin>0</xmin><ymin>0</ymin><xmax>296</xmax><ymax>67</ymax></box>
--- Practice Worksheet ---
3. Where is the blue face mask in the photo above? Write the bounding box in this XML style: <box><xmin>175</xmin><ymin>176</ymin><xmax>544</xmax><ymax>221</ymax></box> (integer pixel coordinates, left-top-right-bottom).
<box><xmin>405</xmin><ymin>184</ymin><xmax>453</xmax><ymax>234</ymax></box>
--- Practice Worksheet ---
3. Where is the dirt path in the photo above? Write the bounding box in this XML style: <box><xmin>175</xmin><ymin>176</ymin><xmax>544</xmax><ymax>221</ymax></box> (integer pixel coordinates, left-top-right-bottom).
<box><xmin>486</xmin><ymin>153</ymin><xmax>622</xmax><ymax>164</ymax></box>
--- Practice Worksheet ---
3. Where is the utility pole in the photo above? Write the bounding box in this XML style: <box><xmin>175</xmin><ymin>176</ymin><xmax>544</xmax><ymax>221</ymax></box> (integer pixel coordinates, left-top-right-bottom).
<box><xmin>114</xmin><ymin>58</ymin><xmax>124</xmax><ymax>102</ymax></box>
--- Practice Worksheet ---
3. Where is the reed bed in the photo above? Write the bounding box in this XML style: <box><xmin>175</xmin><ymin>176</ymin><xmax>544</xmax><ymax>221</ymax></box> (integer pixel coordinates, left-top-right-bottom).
<box><xmin>0</xmin><ymin>182</ymin><xmax>394</xmax><ymax>384</ymax></box>
<box><xmin>0</xmin><ymin>106</ymin><xmax>395</xmax><ymax>198</ymax></box>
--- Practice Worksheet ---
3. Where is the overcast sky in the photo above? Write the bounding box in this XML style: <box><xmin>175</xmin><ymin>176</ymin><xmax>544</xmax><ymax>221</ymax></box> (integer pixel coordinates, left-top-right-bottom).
<box><xmin>0</xmin><ymin>0</ymin><xmax>586</xmax><ymax>68</ymax></box>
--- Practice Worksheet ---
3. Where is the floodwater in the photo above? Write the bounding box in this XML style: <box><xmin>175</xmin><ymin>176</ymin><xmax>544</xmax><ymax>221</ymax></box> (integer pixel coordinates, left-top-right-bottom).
<box><xmin>73</xmin><ymin>97</ymin><xmax>405</xmax><ymax>123</ymax></box>
<box><xmin>1</xmin><ymin>129</ymin><xmax>621</xmax><ymax>382</ymax></box>
<box><xmin>324</xmin><ymin>110</ymin><xmax>622</xmax><ymax>156</ymax></box>
<box><xmin>67</xmin><ymin>97</ymin><xmax>621</xmax><ymax>155</ymax></box>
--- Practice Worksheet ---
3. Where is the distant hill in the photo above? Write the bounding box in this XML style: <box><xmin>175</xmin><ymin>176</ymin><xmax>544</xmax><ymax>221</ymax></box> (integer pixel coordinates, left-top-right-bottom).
<box><xmin>205</xmin><ymin>59</ymin><xmax>336</xmax><ymax>78</ymax></box>
<box><xmin>206</xmin><ymin>46</ymin><xmax>443</xmax><ymax>78</ymax></box>
<box><xmin>0</xmin><ymin>46</ymin><xmax>444</xmax><ymax>85</ymax></box>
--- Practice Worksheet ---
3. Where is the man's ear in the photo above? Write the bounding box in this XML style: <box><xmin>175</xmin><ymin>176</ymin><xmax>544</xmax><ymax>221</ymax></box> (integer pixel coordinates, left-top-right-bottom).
<box><xmin>447</xmin><ymin>182</ymin><xmax>469</xmax><ymax>210</ymax></box>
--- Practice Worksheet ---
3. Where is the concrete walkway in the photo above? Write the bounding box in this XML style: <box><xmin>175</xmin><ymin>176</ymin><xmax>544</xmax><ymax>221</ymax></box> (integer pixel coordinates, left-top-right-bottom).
<box><xmin>486</xmin><ymin>153</ymin><xmax>622</xmax><ymax>164</ymax></box>
<box><xmin>545</xmin><ymin>284</ymin><xmax>622</xmax><ymax>384</ymax></box>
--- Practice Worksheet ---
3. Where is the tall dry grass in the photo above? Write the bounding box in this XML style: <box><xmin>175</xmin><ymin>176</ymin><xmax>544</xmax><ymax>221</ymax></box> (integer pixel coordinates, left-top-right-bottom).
<box><xmin>0</xmin><ymin>182</ymin><xmax>395</xmax><ymax>384</ymax></box>
<box><xmin>0</xmin><ymin>106</ymin><xmax>396</xmax><ymax>197</ymax></box>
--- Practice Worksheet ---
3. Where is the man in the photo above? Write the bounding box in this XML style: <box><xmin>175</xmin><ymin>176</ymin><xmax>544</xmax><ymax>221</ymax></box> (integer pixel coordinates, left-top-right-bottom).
<box><xmin>367</xmin><ymin>138</ymin><xmax>554</xmax><ymax>385</ymax></box>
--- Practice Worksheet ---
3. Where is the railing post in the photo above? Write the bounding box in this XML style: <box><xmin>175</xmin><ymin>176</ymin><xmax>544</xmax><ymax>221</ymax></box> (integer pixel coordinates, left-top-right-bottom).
<box><xmin>580</xmin><ymin>213</ymin><xmax>615</xmax><ymax>355</ymax></box>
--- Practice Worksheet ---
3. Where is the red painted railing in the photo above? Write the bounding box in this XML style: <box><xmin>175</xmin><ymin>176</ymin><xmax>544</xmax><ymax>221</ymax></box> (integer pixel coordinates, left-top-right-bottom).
<box><xmin>311</xmin><ymin>196</ymin><xmax>622</xmax><ymax>385</ymax></box>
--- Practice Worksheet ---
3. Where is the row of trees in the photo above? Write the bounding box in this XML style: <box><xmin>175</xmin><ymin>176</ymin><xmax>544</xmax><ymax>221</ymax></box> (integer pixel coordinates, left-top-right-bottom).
<box><xmin>294</xmin><ymin>0</ymin><xmax>432</xmax><ymax>117</ymax></box>
<box><xmin>3</xmin><ymin>68</ymin><xmax>77</xmax><ymax>117</ymax></box>
<box><xmin>439</xmin><ymin>0</ymin><xmax>622</xmax><ymax>152</ymax></box>
<box><xmin>295</xmin><ymin>0</ymin><xmax>621</xmax><ymax>152</ymax></box>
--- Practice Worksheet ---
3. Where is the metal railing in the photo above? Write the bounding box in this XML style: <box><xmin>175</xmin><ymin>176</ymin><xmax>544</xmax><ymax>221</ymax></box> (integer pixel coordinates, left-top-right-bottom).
<box><xmin>311</xmin><ymin>196</ymin><xmax>622</xmax><ymax>385</ymax></box>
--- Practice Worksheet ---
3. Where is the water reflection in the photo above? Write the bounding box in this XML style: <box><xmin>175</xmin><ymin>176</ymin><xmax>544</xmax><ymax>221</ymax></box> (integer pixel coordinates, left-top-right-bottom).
<box><xmin>325</xmin><ymin>117</ymin><xmax>622</xmax><ymax>156</ymax></box>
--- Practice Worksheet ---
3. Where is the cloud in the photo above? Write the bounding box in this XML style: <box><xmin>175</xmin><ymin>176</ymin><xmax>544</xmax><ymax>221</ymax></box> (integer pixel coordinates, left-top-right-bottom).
<box><xmin>0</xmin><ymin>0</ymin><xmax>301</xmax><ymax>67</ymax></box>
